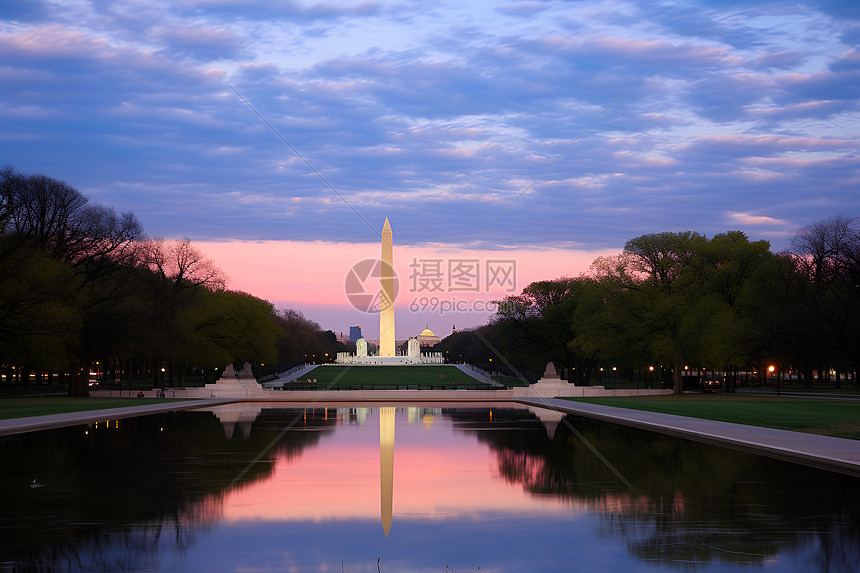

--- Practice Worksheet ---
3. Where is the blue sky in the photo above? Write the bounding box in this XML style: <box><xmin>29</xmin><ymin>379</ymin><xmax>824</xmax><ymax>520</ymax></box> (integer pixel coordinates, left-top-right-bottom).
<box><xmin>2</xmin><ymin>1</ymin><xmax>859</xmax><ymax>332</ymax></box>
<box><xmin>3</xmin><ymin>0</ymin><xmax>858</xmax><ymax>248</ymax></box>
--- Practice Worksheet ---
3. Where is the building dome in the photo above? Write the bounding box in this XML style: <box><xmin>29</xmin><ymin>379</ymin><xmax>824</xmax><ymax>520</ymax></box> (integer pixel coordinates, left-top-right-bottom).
<box><xmin>416</xmin><ymin>325</ymin><xmax>440</xmax><ymax>347</ymax></box>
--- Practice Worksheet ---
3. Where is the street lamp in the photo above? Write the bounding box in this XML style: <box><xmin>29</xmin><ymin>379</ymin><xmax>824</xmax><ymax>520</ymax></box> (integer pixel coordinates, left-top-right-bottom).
<box><xmin>768</xmin><ymin>364</ymin><xmax>777</xmax><ymax>395</ymax></box>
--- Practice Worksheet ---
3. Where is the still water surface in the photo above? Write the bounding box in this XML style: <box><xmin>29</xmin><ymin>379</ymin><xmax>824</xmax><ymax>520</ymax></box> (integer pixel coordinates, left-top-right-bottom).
<box><xmin>1</xmin><ymin>403</ymin><xmax>858</xmax><ymax>572</ymax></box>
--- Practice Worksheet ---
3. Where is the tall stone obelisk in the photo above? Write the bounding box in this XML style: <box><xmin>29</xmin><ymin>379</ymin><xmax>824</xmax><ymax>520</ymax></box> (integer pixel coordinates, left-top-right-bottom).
<box><xmin>379</xmin><ymin>218</ymin><xmax>396</xmax><ymax>357</ymax></box>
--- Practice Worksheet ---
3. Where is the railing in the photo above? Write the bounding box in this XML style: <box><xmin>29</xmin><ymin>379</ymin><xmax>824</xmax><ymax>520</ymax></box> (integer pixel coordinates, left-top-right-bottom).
<box><xmin>275</xmin><ymin>363</ymin><xmax>313</xmax><ymax>378</ymax></box>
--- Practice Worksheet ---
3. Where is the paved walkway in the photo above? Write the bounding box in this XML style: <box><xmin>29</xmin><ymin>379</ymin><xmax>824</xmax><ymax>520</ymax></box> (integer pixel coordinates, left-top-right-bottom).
<box><xmin>2</xmin><ymin>395</ymin><xmax>858</xmax><ymax>478</ymax></box>
<box><xmin>517</xmin><ymin>397</ymin><xmax>860</xmax><ymax>477</ymax></box>
<box><xmin>0</xmin><ymin>399</ymin><xmax>231</xmax><ymax>437</ymax></box>
<box><xmin>452</xmin><ymin>364</ymin><xmax>505</xmax><ymax>387</ymax></box>
<box><xmin>264</xmin><ymin>364</ymin><xmax>318</xmax><ymax>386</ymax></box>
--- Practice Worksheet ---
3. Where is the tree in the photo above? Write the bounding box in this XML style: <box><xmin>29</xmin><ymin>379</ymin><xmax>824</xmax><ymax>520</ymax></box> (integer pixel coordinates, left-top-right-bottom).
<box><xmin>3</xmin><ymin>170</ymin><xmax>86</xmax><ymax>257</ymax></box>
<box><xmin>0</xmin><ymin>245</ymin><xmax>80</xmax><ymax>376</ymax></box>
<box><xmin>788</xmin><ymin>215</ymin><xmax>860</xmax><ymax>385</ymax></box>
<box><xmin>0</xmin><ymin>166</ymin><xmax>16</xmax><ymax>232</ymax></box>
<box><xmin>136</xmin><ymin>238</ymin><xmax>229</xmax><ymax>387</ymax></box>
<box><xmin>686</xmin><ymin>231</ymin><xmax>773</xmax><ymax>387</ymax></box>
<box><xmin>143</xmin><ymin>237</ymin><xmax>226</xmax><ymax>291</ymax></box>
<box><xmin>273</xmin><ymin>309</ymin><xmax>328</xmax><ymax>367</ymax></box>
<box><xmin>494</xmin><ymin>277</ymin><xmax>596</xmax><ymax>384</ymax></box>
<box><xmin>572</xmin><ymin>259</ymin><xmax>650</xmax><ymax>380</ymax></box>
<box><xmin>181</xmin><ymin>289</ymin><xmax>280</xmax><ymax>372</ymax></box>
<box><xmin>602</xmin><ymin>231</ymin><xmax>706</xmax><ymax>394</ymax></box>
<box><xmin>0</xmin><ymin>168</ymin><xmax>145</xmax><ymax>395</ymax></box>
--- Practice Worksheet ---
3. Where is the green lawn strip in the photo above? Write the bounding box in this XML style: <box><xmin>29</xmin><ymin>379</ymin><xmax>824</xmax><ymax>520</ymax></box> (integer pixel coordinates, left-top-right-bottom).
<box><xmin>0</xmin><ymin>398</ymin><xmax>177</xmax><ymax>420</ymax></box>
<box><xmin>297</xmin><ymin>365</ymin><xmax>487</xmax><ymax>387</ymax></box>
<box><xmin>494</xmin><ymin>374</ymin><xmax>529</xmax><ymax>387</ymax></box>
<box><xmin>563</xmin><ymin>395</ymin><xmax>860</xmax><ymax>439</ymax></box>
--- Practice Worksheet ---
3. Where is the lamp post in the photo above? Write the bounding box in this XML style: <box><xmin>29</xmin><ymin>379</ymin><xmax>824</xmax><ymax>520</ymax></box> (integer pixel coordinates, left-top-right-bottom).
<box><xmin>769</xmin><ymin>365</ymin><xmax>777</xmax><ymax>395</ymax></box>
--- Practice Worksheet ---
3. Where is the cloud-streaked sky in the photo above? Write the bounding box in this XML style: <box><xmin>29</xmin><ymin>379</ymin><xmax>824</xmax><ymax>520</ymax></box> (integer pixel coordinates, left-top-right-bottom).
<box><xmin>3</xmin><ymin>0</ymin><xmax>858</xmax><ymax>335</ymax></box>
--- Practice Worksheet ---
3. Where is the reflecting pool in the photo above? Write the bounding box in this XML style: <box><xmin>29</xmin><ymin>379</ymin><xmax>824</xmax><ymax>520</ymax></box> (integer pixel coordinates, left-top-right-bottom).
<box><xmin>1</xmin><ymin>403</ymin><xmax>858</xmax><ymax>572</ymax></box>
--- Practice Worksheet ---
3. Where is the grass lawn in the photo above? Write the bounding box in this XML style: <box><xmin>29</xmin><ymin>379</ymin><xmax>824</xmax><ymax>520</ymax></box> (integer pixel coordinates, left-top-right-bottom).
<box><xmin>565</xmin><ymin>394</ymin><xmax>860</xmax><ymax>440</ymax></box>
<box><xmin>0</xmin><ymin>397</ymin><xmax>177</xmax><ymax>420</ymax></box>
<box><xmin>294</xmin><ymin>365</ymin><xmax>486</xmax><ymax>387</ymax></box>
<box><xmin>493</xmin><ymin>374</ymin><xmax>530</xmax><ymax>387</ymax></box>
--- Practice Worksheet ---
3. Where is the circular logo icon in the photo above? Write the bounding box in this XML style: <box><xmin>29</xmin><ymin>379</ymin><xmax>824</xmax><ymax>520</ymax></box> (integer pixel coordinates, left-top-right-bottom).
<box><xmin>344</xmin><ymin>258</ymin><xmax>399</xmax><ymax>313</ymax></box>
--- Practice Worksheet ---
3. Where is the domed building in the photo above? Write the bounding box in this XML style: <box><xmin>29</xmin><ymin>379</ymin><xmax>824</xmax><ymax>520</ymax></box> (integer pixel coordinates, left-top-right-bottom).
<box><xmin>416</xmin><ymin>325</ymin><xmax>440</xmax><ymax>347</ymax></box>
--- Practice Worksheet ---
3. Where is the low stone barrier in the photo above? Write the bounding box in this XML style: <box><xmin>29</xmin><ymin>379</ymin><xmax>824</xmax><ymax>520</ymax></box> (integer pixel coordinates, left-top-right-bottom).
<box><xmin>91</xmin><ymin>385</ymin><xmax>672</xmax><ymax>400</ymax></box>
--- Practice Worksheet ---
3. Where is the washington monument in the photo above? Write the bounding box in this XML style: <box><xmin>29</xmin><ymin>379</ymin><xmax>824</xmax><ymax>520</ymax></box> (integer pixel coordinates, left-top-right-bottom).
<box><xmin>379</xmin><ymin>218</ymin><xmax>395</xmax><ymax>356</ymax></box>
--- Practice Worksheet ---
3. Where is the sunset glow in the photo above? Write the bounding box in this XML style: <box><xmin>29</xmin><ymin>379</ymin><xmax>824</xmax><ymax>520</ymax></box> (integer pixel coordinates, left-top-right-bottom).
<box><xmin>196</xmin><ymin>239</ymin><xmax>616</xmax><ymax>333</ymax></box>
<box><xmin>219</xmin><ymin>409</ymin><xmax>572</xmax><ymax>526</ymax></box>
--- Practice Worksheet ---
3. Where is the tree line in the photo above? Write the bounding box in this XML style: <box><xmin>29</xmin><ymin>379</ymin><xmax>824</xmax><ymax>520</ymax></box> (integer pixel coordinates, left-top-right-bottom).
<box><xmin>438</xmin><ymin>219</ymin><xmax>859</xmax><ymax>394</ymax></box>
<box><xmin>0</xmin><ymin>167</ymin><xmax>342</xmax><ymax>395</ymax></box>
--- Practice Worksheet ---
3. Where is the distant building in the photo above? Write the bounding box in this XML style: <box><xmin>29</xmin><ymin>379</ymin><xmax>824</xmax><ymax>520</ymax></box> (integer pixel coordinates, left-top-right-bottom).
<box><xmin>349</xmin><ymin>326</ymin><xmax>362</xmax><ymax>341</ymax></box>
<box><xmin>417</xmin><ymin>326</ymin><xmax>441</xmax><ymax>347</ymax></box>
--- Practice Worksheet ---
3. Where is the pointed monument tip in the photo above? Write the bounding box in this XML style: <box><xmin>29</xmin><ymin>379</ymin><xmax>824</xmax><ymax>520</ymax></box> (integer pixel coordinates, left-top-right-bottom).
<box><xmin>383</xmin><ymin>217</ymin><xmax>391</xmax><ymax>229</ymax></box>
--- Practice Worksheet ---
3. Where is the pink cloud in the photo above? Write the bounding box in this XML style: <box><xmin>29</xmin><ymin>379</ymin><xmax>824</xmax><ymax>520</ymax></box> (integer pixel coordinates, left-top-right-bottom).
<box><xmin>0</xmin><ymin>25</ymin><xmax>108</xmax><ymax>58</ymax></box>
<box><xmin>727</xmin><ymin>212</ymin><xmax>789</xmax><ymax>226</ymax></box>
<box><xmin>545</xmin><ymin>35</ymin><xmax>741</xmax><ymax>67</ymax></box>
<box><xmin>681</xmin><ymin>134</ymin><xmax>860</xmax><ymax>159</ymax></box>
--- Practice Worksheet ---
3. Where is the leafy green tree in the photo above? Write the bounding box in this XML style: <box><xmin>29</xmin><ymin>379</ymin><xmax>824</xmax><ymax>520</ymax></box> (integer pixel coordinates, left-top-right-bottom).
<box><xmin>273</xmin><ymin>309</ymin><xmax>328</xmax><ymax>367</ymax></box>
<box><xmin>0</xmin><ymin>244</ymin><xmax>80</xmax><ymax>376</ymax></box>
<box><xmin>601</xmin><ymin>231</ymin><xmax>706</xmax><ymax>394</ymax></box>
<box><xmin>181</xmin><ymin>289</ymin><xmax>280</xmax><ymax>373</ymax></box>
<box><xmin>686</xmin><ymin>231</ymin><xmax>773</xmax><ymax>386</ymax></box>
<box><xmin>316</xmin><ymin>330</ymin><xmax>347</xmax><ymax>362</ymax></box>
<box><xmin>572</xmin><ymin>261</ymin><xmax>649</xmax><ymax>380</ymax></box>
<box><xmin>494</xmin><ymin>277</ymin><xmax>596</xmax><ymax>384</ymax></box>
<box><xmin>0</xmin><ymin>167</ymin><xmax>144</xmax><ymax>394</ymax></box>
<box><xmin>137</xmin><ymin>237</ymin><xmax>228</xmax><ymax>387</ymax></box>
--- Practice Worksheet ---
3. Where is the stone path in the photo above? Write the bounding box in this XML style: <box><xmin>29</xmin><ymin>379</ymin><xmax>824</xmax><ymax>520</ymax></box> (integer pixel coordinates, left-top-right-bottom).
<box><xmin>0</xmin><ymin>399</ymin><xmax>231</xmax><ymax>437</ymax></box>
<box><xmin>452</xmin><ymin>364</ymin><xmax>505</xmax><ymax>387</ymax></box>
<box><xmin>264</xmin><ymin>364</ymin><xmax>319</xmax><ymax>386</ymax></box>
<box><xmin>517</xmin><ymin>396</ymin><xmax>860</xmax><ymax>477</ymax></box>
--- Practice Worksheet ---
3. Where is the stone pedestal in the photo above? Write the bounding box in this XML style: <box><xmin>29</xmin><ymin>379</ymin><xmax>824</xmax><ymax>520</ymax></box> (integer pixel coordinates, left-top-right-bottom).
<box><xmin>203</xmin><ymin>362</ymin><xmax>265</xmax><ymax>397</ymax></box>
<box><xmin>528</xmin><ymin>361</ymin><xmax>577</xmax><ymax>397</ymax></box>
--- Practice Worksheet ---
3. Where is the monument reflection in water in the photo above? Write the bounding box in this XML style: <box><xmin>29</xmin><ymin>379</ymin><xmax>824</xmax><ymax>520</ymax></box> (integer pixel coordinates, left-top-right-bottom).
<box><xmin>0</xmin><ymin>404</ymin><xmax>858</xmax><ymax>572</ymax></box>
